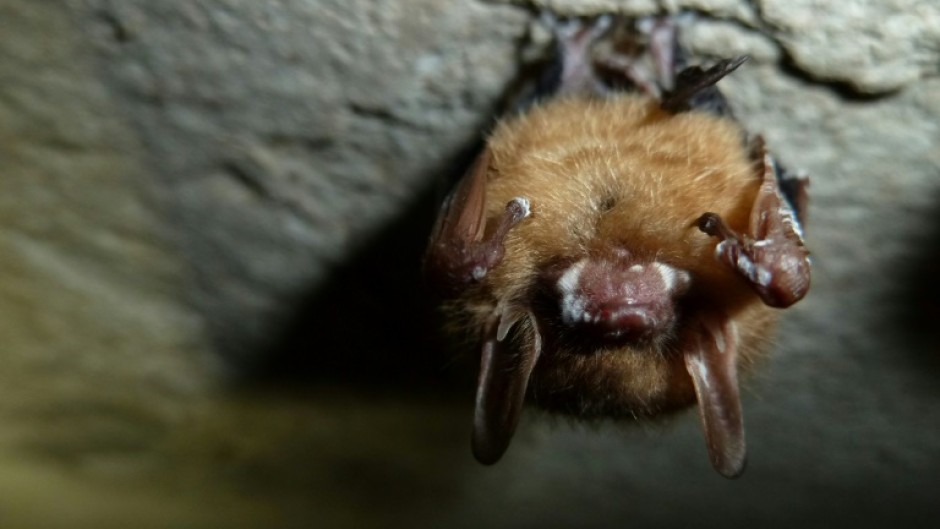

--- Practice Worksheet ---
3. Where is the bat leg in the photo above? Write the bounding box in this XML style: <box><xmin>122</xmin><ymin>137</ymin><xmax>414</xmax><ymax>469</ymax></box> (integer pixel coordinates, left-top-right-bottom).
<box><xmin>540</xmin><ymin>13</ymin><xmax>613</xmax><ymax>96</ymax></box>
<box><xmin>646</xmin><ymin>16</ymin><xmax>679</xmax><ymax>91</ymax></box>
<box><xmin>594</xmin><ymin>16</ymin><xmax>672</xmax><ymax>98</ymax></box>
<box><xmin>660</xmin><ymin>56</ymin><xmax>748</xmax><ymax>115</ymax></box>
<box><xmin>696</xmin><ymin>138</ymin><xmax>811</xmax><ymax>308</ymax></box>
<box><xmin>472</xmin><ymin>309</ymin><xmax>543</xmax><ymax>464</ymax></box>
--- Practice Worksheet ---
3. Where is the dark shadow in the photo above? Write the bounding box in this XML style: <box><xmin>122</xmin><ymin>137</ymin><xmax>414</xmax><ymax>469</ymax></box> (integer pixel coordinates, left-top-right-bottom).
<box><xmin>888</xmin><ymin>183</ymin><xmax>940</xmax><ymax>374</ymax></box>
<box><xmin>777</xmin><ymin>49</ymin><xmax>897</xmax><ymax>103</ymax></box>
<box><xmin>237</xmin><ymin>140</ymin><xmax>487</xmax><ymax>396</ymax></box>
<box><xmin>231</xmin><ymin>17</ymin><xmax>558</xmax><ymax>395</ymax></box>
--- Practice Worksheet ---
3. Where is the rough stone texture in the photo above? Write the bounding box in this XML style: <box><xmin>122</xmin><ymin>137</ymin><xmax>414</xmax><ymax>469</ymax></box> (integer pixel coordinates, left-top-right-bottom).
<box><xmin>64</xmin><ymin>0</ymin><xmax>528</xmax><ymax>363</ymax></box>
<box><xmin>511</xmin><ymin>0</ymin><xmax>940</xmax><ymax>92</ymax></box>
<box><xmin>757</xmin><ymin>0</ymin><xmax>940</xmax><ymax>93</ymax></box>
<box><xmin>2</xmin><ymin>0</ymin><xmax>940</xmax><ymax>528</ymax></box>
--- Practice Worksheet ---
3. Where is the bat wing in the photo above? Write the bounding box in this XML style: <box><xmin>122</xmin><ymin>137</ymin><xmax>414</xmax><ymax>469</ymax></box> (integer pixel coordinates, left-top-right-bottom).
<box><xmin>429</xmin><ymin>148</ymin><xmax>490</xmax><ymax>249</ymax></box>
<box><xmin>697</xmin><ymin>137</ymin><xmax>811</xmax><ymax>308</ymax></box>
<box><xmin>424</xmin><ymin>149</ymin><xmax>531</xmax><ymax>297</ymax></box>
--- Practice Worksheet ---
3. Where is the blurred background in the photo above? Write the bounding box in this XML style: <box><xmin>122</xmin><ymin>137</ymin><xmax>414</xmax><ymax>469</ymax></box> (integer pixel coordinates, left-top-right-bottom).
<box><xmin>2</xmin><ymin>0</ymin><xmax>939</xmax><ymax>527</ymax></box>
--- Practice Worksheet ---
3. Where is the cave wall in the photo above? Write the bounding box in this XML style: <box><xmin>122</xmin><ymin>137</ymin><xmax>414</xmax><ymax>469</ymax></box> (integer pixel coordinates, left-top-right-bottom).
<box><xmin>2</xmin><ymin>1</ymin><xmax>939</xmax><ymax>527</ymax></box>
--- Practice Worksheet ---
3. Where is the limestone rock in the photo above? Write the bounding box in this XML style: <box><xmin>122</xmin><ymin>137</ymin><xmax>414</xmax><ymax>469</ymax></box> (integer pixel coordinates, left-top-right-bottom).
<box><xmin>3</xmin><ymin>0</ymin><xmax>940</xmax><ymax>527</ymax></box>
<box><xmin>505</xmin><ymin>0</ymin><xmax>940</xmax><ymax>92</ymax></box>
<box><xmin>758</xmin><ymin>0</ymin><xmax>940</xmax><ymax>93</ymax></box>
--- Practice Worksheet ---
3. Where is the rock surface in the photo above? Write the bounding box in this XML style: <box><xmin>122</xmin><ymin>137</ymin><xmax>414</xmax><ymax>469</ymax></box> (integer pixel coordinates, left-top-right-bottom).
<box><xmin>2</xmin><ymin>0</ymin><xmax>939</xmax><ymax>528</ymax></box>
<box><xmin>513</xmin><ymin>0</ymin><xmax>940</xmax><ymax>92</ymax></box>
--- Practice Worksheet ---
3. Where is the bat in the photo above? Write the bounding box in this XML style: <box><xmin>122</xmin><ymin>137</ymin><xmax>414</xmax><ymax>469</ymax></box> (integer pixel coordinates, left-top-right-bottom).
<box><xmin>423</xmin><ymin>14</ymin><xmax>810</xmax><ymax>478</ymax></box>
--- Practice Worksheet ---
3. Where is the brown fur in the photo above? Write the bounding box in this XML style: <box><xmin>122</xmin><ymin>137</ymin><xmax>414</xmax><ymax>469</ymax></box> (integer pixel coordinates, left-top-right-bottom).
<box><xmin>446</xmin><ymin>93</ymin><xmax>777</xmax><ymax>420</ymax></box>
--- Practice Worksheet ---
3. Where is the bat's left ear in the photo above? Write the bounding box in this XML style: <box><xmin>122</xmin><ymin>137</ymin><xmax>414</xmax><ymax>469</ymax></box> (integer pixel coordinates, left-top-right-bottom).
<box><xmin>683</xmin><ymin>312</ymin><xmax>746</xmax><ymax>478</ymax></box>
<box><xmin>424</xmin><ymin>148</ymin><xmax>531</xmax><ymax>297</ymax></box>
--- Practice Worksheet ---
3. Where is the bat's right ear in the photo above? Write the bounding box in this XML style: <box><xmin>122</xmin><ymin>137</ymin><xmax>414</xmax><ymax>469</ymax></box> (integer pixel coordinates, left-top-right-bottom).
<box><xmin>424</xmin><ymin>148</ymin><xmax>531</xmax><ymax>297</ymax></box>
<box><xmin>472</xmin><ymin>309</ymin><xmax>543</xmax><ymax>465</ymax></box>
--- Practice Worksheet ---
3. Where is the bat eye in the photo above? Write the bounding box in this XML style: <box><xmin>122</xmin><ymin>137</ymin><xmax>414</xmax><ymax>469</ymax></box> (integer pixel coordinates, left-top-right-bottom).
<box><xmin>598</xmin><ymin>195</ymin><xmax>617</xmax><ymax>212</ymax></box>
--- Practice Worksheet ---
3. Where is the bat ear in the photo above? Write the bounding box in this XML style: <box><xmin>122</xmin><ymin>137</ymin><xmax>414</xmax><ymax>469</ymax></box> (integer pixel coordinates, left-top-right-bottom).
<box><xmin>683</xmin><ymin>313</ymin><xmax>746</xmax><ymax>479</ymax></box>
<box><xmin>472</xmin><ymin>309</ymin><xmax>543</xmax><ymax>464</ymax></box>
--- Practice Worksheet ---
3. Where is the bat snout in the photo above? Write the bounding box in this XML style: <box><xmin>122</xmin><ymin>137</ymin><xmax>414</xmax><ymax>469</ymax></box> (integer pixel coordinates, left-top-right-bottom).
<box><xmin>575</xmin><ymin>301</ymin><xmax>670</xmax><ymax>341</ymax></box>
<box><xmin>553</xmin><ymin>256</ymin><xmax>689</xmax><ymax>341</ymax></box>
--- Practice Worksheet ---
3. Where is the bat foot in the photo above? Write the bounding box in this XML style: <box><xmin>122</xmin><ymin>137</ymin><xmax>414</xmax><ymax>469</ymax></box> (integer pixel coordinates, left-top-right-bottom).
<box><xmin>540</xmin><ymin>13</ymin><xmax>614</xmax><ymax>96</ymax></box>
<box><xmin>661</xmin><ymin>56</ymin><xmax>748</xmax><ymax>114</ymax></box>
<box><xmin>541</xmin><ymin>12</ymin><xmax>613</xmax><ymax>42</ymax></box>
<box><xmin>595</xmin><ymin>15</ymin><xmax>679</xmax><ymax>97</ymax></box>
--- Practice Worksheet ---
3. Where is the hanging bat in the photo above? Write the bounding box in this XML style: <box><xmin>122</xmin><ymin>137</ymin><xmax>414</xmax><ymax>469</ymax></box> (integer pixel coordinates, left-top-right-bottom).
<box><xmin>424</xmin><ymin>14</ymin><xmax>810</xmax><ymax>478</ymax></box>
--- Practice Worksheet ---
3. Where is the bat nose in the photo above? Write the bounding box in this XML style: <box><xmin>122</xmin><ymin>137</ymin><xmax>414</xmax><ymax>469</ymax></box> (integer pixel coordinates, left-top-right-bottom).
<box><xmin>554</xmin><ymin>256</ymin><xmax>682</xmax><ymax>341</ymax></box>
<box><xmin>577</xmin><ymin>299</ymin><xmax>671</xmax><ymax>340</ymax></box>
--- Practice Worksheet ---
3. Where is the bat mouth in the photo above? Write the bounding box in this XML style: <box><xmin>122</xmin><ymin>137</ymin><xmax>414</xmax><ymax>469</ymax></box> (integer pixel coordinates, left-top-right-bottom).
<box><xmin>564</xmin><ymin>301</ymin><xmax>672</xmax><ymax>342</ymax></box>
